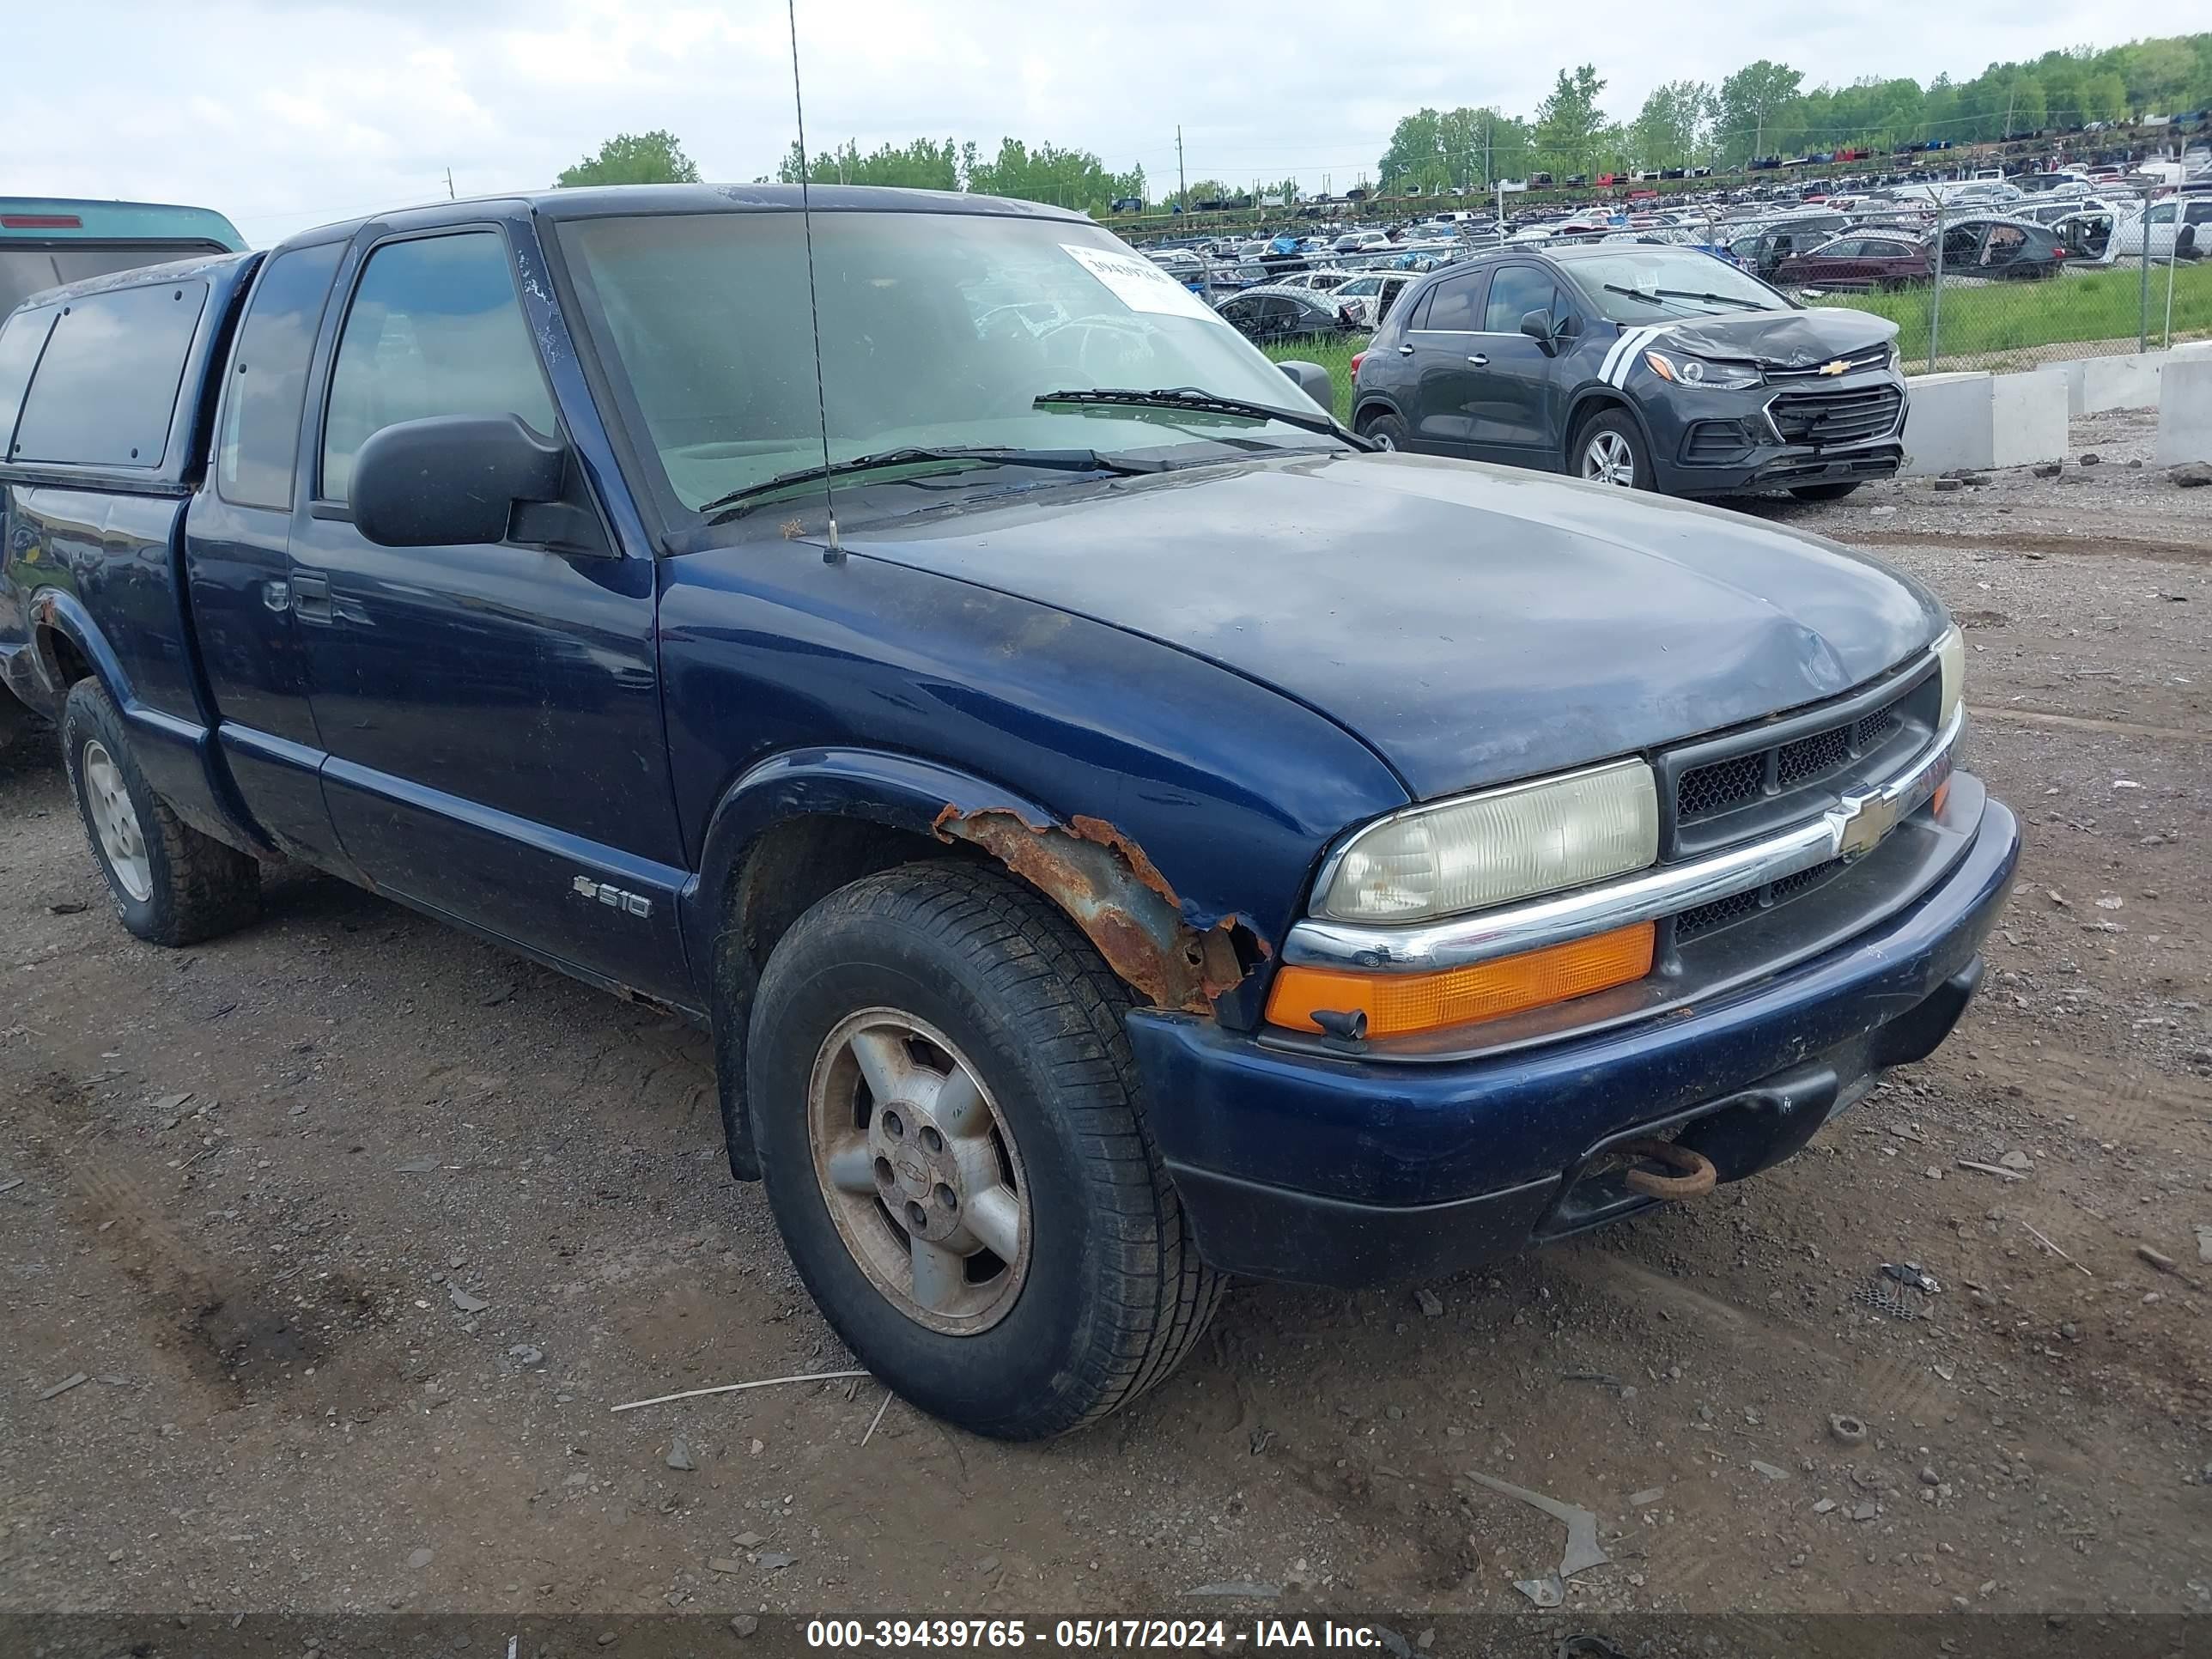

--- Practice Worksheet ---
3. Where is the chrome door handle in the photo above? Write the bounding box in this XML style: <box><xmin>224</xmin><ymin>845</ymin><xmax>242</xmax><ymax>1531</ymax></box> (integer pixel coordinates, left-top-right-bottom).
<box><xmin>1397</xmin><ymin>343</ymin><xmax>1415</xmax><ymax>356</ymax></box>
<box><xmin>1468</xmin><ymin>354</ymin><xmax>1489</xmax><ymax>366</ymax></box>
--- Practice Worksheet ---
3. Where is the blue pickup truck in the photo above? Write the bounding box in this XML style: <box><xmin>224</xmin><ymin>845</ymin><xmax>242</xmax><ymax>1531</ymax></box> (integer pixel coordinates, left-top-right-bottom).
<box><xmin>0</xmin><ymin>185</ymin><xmax>2018</xmax><ymax>1439</ymax></box>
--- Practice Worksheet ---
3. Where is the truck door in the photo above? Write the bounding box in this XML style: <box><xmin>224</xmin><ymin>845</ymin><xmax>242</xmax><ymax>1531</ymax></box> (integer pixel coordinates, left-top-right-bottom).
<box><xmin>289</xmin><ymin>222</ymin><xmax>691</xmax><ymax>1003</ymax></box>
<box><xmin>186</xmin><ymin>239</ymin><xmax>359</xmax><ymax>872</ymax></box>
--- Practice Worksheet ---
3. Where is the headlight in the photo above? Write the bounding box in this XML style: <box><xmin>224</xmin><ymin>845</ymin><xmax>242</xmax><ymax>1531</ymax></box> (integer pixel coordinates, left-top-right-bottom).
<box><xmin>1644</xmin><ymin>349</ymin><xmax>1762</xmax><ymax>390</ymax></box>
<box><xmin>1935</xmin><ymin>623</ymin><xmax>1964</xmax><ymax>727</ymax></box>
<box><xmin>1316</xmin><ymin>759</ymin><xmax>1660</xmax><ymax>923</ymax></box>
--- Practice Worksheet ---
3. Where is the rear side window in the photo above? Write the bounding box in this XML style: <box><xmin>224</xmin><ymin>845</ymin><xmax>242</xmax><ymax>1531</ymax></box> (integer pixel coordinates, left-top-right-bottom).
<box><xmin>11</xmin><ymin>280</ymin><xmax>209</xmax><ymax>468</ymax></box>
<box><xmin>1421</xmin><ymin>271</ymin><xmax>1484</xmax><ymax>331</ymax></box>
<box><xmin>216</xmin><ymin>241</ymin><xmax>344</xmax><ymax>511</ymax></box>
<box><xmin>0</xmin><ymin>305</ymin><xmax>56</xmax><ymax>457</ymax></box>
<box><xmin>319</xmin><ymin>232</ymin><xmax>555</xmax><ymax>503</ymax></box>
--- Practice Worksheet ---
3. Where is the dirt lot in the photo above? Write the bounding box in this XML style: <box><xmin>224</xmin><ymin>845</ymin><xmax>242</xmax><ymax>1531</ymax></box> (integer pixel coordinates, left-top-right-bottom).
<box><xmin>3</xmin><ymin>414</ymin><xmax>2208</xmax><ymax>1630</ymax></box>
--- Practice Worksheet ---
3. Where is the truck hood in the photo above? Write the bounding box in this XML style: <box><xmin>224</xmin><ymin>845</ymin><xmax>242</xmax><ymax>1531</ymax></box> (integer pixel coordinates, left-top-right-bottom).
<box><xmin>844</xmin><ymin>451</ymin><xmax>1944</xmax><ymax>801</ymax></box>
<box><xmin>1639</xmin><ymin>305</ymin><xmax>1899</xmax><ymax>367</ymax></box>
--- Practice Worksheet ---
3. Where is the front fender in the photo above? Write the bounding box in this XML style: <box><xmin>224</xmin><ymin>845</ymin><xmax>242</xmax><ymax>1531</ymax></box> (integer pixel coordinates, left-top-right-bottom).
<box><xmin>1563</xmin><ymin>385</ymin><xmax>1662</xmax><ymax>468</ymax></box>
<box><xmin>683</xmin><ymin>745</ymin><xmax>1249</xmax><ymax>1018</ymax></box>
<box><xmin>680</xmin><ymin>745</ymin><xmax>1059</xmax><ymax>952</ymax></box>
<box><xmin>688</xmin><ymin>745</ymin><xmax>1260</xmax><ymax>1182</ymax></box>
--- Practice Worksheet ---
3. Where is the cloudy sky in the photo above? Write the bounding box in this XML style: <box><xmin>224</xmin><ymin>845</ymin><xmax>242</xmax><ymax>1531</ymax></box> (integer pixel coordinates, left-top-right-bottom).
<box><xmin>6</xmin><ymin>0</ymin><xmax>2131</xmax><ymax>245</ymax></box>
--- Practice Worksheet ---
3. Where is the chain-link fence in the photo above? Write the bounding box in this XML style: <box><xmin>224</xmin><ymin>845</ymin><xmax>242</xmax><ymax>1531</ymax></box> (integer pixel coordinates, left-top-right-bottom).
<box><xmin>1255</xmin><ymin>192</ymin><xmax>2207</xmax><ymax>422</ymax></box>
<box><xmin>1768</xmin><ymin>190</ymin><xmax>2208</xmax><ymax>374</ymax></box>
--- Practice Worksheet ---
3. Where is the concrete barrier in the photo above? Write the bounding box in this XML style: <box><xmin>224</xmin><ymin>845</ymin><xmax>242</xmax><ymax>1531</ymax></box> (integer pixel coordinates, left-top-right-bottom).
<box><xmin>1991</xmin><ymin>367</ymin><xmax>2070</xmax><ymax>468</ymax></box>
<box><xmin>1900</xmin><ymin>372</ymin><xmax>1993</xmax><ymax>475</ymax></box>
<box><xmin>1902</xmin><ymin>367</ymin><xmax>2069</xmax><ymax>476</ymax></box>
<box><xmin>2155</xmin><ymin>356</ymin><xmax>2212</xmax><ymax>465</ymax></box>
<box><xmin>2057</xmin><ymin>343</ymin><xmax>2212</xmax><ymax>416</ymax></box>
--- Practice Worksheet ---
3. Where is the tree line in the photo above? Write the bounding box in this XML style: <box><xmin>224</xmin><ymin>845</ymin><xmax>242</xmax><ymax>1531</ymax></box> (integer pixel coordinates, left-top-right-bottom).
<box><xmin>1378</xmin><ymin>34</ymin><xmax>2212</xmax><ymax>190</ymax></box>
<box><xmin>556</xmin><ymin>130</ymin><xmax>1150</xmax><ymax>214</ymax></box>
<box><xmin>551</xmin><ymin>34</ymin><xmax>2211</xmax><ymax>210</ymax></box>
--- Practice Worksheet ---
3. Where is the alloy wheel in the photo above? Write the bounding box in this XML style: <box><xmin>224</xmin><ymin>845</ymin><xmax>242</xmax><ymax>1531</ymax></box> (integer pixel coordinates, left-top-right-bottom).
<box><xmin>82</xmin><ymin>740</ymin><xmax>152</xmax><ymax>902</ymax></box>
<box><xmin>806</xmin><ymin>1007</ymin><xmax>1030</xmax><ymax>1335</ymax></box>
<box><xmin>1582</xmin><ymin>429</ymin><xmax>1636</xmax><ymax>487</ymax></box>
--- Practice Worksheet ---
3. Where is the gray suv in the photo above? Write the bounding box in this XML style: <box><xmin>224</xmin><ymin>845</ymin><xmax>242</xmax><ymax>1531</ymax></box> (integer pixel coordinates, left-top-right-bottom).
<box><xmin>1349</xmin><ymin>244</ymin><xmax>1908</xmax><ymax>501</ymax></box>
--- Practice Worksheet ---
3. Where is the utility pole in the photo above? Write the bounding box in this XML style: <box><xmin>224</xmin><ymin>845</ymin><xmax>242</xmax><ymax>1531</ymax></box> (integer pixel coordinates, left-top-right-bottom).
<box><xmin>1176</xmin><ymin>126</ymin><xmax>1186</xmax><ymax>213</ymax></box>
<box><xmin>445</xmin><ymin>167</ymin><xmax>455</xmax><ymax>200</ymax></box>
<box><xmin>2002</xmin><ymin>84</ymin><xmax>2015</xmax><ymax>141</ymax></box>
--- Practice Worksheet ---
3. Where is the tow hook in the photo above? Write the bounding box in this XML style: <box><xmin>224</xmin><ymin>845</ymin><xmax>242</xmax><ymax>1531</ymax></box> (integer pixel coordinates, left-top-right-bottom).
<box><xmin>1618</xmin><ymin>1137</ymin><xmax>1718</xmax><ymax>1200</ymax></box>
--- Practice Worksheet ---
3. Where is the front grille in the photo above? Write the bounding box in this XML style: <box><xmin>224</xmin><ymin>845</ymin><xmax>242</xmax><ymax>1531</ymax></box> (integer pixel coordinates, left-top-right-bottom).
<box><xmin>1666</xmin><ymin>656</ymin><xmax>1943</xmax><ymax>863</ymax></box>
<box><xmin>1677</xmin><ymin>684</ymin><xmax>1913</xmax><ymax>831</ymax></box>
<box><xmin>1768</xmin><ymin>385</ymin><xmax>1904</xmax><ymax>446</ymax></box>
<box><xmin>1674</xmin><ymin>888</ymin><xmax>1761</xmax><ymax>942</ymax></box>
<box><xmin>1853</xmin><ymin>704</ymin><xmax>1903</xmax><ymax>752</ymax></box>
<box><xmin>1765</xmin><ymin>343</ymin><xmax>1892</xmax><ymax>379</ymax></box>
<box><xmin>1777</xmin><ymin>722</ymin><xmax>1851</xmax><ymax>787</ymax></box>
<box><xmin>1676</xmin><ymin>858</ymin><xmax>1844</xmax><ymax>943</ymax></box>
<box><xmin>1677</xmin><ymin>752</ymin><xmax>1763</xmax><ymax>817</ymax></box>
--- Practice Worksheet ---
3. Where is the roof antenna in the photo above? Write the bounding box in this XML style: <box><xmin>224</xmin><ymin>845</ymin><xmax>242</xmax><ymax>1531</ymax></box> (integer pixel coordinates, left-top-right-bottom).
<box><xmin>785</xmin><ymin>0</ymin><xmax>841</xmax><ymax>556</ymax></box>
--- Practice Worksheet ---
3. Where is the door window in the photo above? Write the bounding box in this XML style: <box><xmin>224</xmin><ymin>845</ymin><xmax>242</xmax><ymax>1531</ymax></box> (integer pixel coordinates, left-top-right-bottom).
<box><xmin>319</xmin><ymin>231</ymin><xmax>555</xmax><ymax>503</ymax></box>
<box><xmin>1419</xmin><ymin>271</ymin><xmax>1485</xmax><ymax>331</ymax></box>
<box><xmin>217</xmin><ymin>241</ymin><xmax>344</xmax><ymax>510</ymax></box>
<box><xmin>1482</xmin><ymin>265</ymin><xmax>1554</xmax><ymax>333</ymax></box>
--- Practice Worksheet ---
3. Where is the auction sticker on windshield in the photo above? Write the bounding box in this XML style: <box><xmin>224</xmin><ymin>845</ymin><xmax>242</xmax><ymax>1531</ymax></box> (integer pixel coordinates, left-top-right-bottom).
<box><xmin>1060</xmin><ymin>243</ymin><xmax>1218</xmax><ymax>320</ymax></box>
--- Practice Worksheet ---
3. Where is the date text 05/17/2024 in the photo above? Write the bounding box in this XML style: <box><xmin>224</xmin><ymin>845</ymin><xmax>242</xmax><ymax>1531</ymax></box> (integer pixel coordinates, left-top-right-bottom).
<box><xmin>804</xmin><ymin>1618</ymin><xmax>1399</xmax><ymax>1650</ymax></box>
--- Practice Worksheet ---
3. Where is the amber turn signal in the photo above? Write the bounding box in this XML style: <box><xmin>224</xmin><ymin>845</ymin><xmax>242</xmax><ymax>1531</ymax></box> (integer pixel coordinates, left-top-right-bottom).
<box><xmin>1266</xmin><ymin>922</ymin><xmax>1656</xmax><ymax>1039</ymax></box>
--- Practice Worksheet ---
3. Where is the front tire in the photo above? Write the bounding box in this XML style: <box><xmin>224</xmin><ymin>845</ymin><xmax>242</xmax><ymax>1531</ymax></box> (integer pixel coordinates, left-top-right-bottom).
<box><xmin>61</xmin><ymin>679</ymin><xmax>259</xmax><ymax>945</ymax></box>
<box><xmin>745</xmin><ymin>863</ymin><xmax>1221</xmax><ymax>1439</ymax></box>
<box><xmin>1788</xmin><ymin>480</ymin><xmax>1862</xmax><ymax>502</ymax></box>
<box><xmin>1575</xmin><ymin>409</ymin><xmax>1651</xmax><ymax>489</ymax></box>
<box><xmin>1358</xmin><ymin>410</ymin><xmax>1408</xmax><ymax>451</ymax></box>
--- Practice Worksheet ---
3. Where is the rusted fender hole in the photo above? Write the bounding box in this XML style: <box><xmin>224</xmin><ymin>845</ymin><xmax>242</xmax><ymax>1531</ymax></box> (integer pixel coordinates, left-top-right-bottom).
<box><xmin>933</xmin><ymin>805</ymin><xmax>1267</xmax><ymax>1014</ymax></box>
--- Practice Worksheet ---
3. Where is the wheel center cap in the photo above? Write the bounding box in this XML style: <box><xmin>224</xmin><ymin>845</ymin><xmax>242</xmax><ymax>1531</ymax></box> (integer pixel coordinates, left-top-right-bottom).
<box><xmin>895</xmin><ymin>1152</ymin><xmax>928</xmax><ymax>1189</ymax></box>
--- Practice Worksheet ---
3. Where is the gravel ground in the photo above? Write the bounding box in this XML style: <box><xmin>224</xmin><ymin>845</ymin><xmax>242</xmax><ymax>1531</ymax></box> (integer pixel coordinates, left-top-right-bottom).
<box><xmin>2</xmin><ymin>417</ymin><xmax>2207</xmax><ymax>1629</ymax></box>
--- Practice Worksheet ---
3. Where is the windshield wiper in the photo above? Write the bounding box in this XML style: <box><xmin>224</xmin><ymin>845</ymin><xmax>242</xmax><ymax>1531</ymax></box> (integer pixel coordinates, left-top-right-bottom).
<box><xmin>699</xmin><ymin>446</ymin><xmax>1168</xmax><ymax>523</ymax></box>
<box><xmin>1033</xmin><ymin>386</ymin><xmax>1369</xmax><ymax>447</ymax></box>
<box><xmin>1601</xmin><ymin>283</ymin><xmax>1771</xmax><ymax>313</ymax></box>
<box><xmin>1648</xmin><ymin>287</ymin><xmax>1773</xmax><ymax>311</ymax></box>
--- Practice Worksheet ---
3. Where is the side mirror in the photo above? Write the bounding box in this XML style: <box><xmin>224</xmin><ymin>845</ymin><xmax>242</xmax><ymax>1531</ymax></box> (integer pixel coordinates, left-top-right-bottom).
<box><xmin>1520</xmin><ymin>309</ymin><xmax>1559</xmax><ymax>352</ymax></box>
<box><xmin>1277</xmin><ymin>359</ymin><xmax>1334</xmax><ymax>410</ymax></box>
<box><xmin>350</xmin><ymin>415</ymin><xmax>574</xmax><ymax>549</ymax></box>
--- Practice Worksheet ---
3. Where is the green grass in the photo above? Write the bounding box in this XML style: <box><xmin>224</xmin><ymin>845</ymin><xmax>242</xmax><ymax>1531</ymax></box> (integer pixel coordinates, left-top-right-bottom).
<box><xmin>1804</xmin><ymin>258</ymin><xmax>2212</xmax><ymax>371</ymax></box>
<box><xmin>1262</xmin><ymin>335</ymin><xmax>1369</xmax><ymax>423</ymax></box>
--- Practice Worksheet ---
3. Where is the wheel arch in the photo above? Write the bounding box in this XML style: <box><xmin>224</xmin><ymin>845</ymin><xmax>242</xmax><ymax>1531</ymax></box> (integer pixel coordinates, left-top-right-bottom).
<box><xmin>690</xmin><ymin>749</ymin><xmax>1256</xmax><ymax>1179</ymax></box>
<box><xmin>1561</xmin><ymin>387</ymin><xmax>1659</xmax><ymax>471</ymax></box>
<box><xmin>29</xmin><ymin>587</ymin><xmax>127</xmax><ymax>714</ymax></box>
<box><xmin>1352</xmin><ymin>391</ymin><xmax>1409</xmax><ymax>433</ymax></box>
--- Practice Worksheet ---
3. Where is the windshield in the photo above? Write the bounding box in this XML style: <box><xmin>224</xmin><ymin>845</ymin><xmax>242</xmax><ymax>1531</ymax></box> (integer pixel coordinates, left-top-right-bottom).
<box><xmin>558</xmin><ymin>211</ymin><xmax>1333</xmax><ymax>513</ymax></box>
<box><xmin>1560</xmin><ymin>249</ymin><xmax>1794</xmax><ymax>321</ymax></box>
